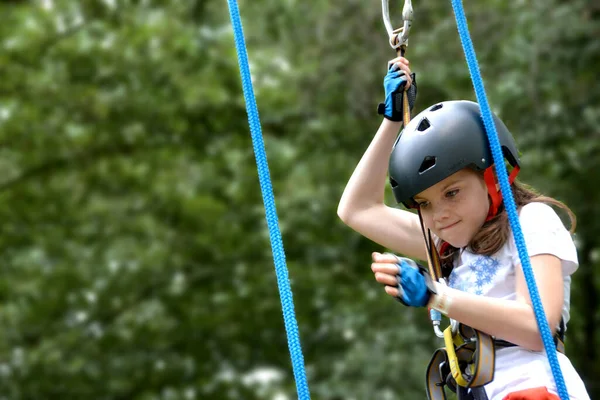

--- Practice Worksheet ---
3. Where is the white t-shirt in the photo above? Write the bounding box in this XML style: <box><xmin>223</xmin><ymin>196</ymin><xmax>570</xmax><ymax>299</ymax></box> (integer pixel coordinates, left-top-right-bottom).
<box><xmin>447</xmin><ymin>202</ymin><xmax>589</xmax><ymax>399</ymax></box>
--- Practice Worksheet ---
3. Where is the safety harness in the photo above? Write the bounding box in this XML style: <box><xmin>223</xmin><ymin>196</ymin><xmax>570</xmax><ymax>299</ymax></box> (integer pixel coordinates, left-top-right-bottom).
<box><xmin>413</xmin><ymin>151</ymin><xmax>566</xmax><ymax>400</ymax></box>
<box><xmin>419</xmin><ymin>219</ymin><xmax>567</xmax><ymax>400</ymax></box>
<box><xmin>381</xmin><ymin>2</ymin><xmax>566</xmax><ymax>399</ymax></box>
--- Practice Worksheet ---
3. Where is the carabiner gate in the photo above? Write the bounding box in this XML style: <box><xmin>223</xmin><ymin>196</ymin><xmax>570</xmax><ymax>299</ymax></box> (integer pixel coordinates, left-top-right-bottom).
<box><xmin>382</xmin><ymin>0</ymin><xmax>413</xmax><ymax>54</ymax></box>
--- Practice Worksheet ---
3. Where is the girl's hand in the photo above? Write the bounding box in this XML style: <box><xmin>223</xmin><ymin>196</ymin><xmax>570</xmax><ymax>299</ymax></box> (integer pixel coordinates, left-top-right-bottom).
<box><xmin>379</xmin><ymin>57</ymin><xmax>417</xmax><ymax>121</ymax></box>
<box><xmin>387</xmin><ymin>56</ymin><xmax>412</xmax><ymax>88</ymax></box>
<box><xmin>371</xmin><ymin>251</ymin><xmax>432</xmax><ymax>307</ymax></box>
<box><xmin>371</xmin><ymin>252</ymin><xmax>402</xmax><ymax>297</ymax></box>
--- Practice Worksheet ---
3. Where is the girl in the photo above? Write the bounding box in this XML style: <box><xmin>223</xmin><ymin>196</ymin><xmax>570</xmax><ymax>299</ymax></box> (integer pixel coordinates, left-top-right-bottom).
<box><xmin>337</xmin><ymin>56</ymin><xmax>590</xmax><ymax>399</ymax></box>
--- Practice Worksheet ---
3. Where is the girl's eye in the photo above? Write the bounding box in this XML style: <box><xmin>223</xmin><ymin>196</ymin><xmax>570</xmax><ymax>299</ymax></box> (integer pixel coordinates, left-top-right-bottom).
<box><xmin>446</xmin><ymin>189</ymin><xmax>459</xmax><ymax>198</ymax></box>
<box><xmin>417</xmin><ymin>201</ymin><xmax>430</xmax><ymax>208</ymax></box>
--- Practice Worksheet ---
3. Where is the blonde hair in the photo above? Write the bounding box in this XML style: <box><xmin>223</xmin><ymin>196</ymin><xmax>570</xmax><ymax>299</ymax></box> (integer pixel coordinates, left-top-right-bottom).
<box><xmin>439</xmin><ymin>180</ymin><xmax>576</xmax><ymax>274</ymax></box>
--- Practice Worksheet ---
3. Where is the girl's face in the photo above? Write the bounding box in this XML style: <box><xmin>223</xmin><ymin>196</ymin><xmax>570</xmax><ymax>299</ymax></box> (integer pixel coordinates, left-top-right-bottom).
<box><xmin>414</xmin><ymin>168</ymin><xmax>490</xmax><ymax>248</ymax></box>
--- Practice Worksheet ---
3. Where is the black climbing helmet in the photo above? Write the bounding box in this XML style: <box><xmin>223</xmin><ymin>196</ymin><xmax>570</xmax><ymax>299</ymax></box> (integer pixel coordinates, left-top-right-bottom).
<box><xmin>388</xmin><ymin>100</ymin><xmax>520</xmax><ymax>208</ymax></box>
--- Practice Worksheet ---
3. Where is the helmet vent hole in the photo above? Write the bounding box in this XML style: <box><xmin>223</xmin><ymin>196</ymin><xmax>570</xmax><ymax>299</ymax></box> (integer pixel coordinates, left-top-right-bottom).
<box><xmin>418</xmin><ymin>156</ymin><xmax>436</xmax><ymax>173</ymax></box>
<box><xmin>430</xmin><ymin>104</ymin><xmax>443</xmax><ymax>112</ymax></box>
<box><xmin>417</xmin><ymin>118</ymin><xmax>431</xmax><ymax>132</ymax></box>
<box><xmin>389</xmin><ymin>177</ymin><xmax>398</xmax><ymax>188</ymax></box>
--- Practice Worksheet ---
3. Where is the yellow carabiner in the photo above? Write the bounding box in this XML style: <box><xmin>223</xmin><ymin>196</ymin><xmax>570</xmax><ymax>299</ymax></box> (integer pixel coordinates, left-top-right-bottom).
<box><xmin>443</xmin><ymin>325</ymin><xmax>469</xmax><ymax>388</ymax></box>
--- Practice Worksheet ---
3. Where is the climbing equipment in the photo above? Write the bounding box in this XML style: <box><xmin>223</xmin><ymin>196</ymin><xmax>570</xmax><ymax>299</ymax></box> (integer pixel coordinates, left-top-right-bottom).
<box><xmin>421</xmin><ymin>224</ymin><xmax>567</xmax><ymax>400</ymax></box>
<box><xmin>426</xmin><ymin>325</ymin><xmax>496</xmax><ymax>400</ymax></box>
<box><xmin>382</xmin><ymin>0</ymin><xmax>414</xmax><ymax>126</ymax></box>
<box><xmin>382</xmin><ymin>0</ymin><xmax>413</xmax><ymax>56</ymax></box>
<box><xmin>380</xmin><ymin>4</ymin><xmax>501</xmax><ymax>396</ymax></box>
<box><xmin>382</xmin><ymin>1</ymin><xmax>569</xmax><ymax>399</ymax></box>
<box><xmin>419</xmin><ymin>211</ymin><xmax>496</xmax><ymax>400</ymax></box>
<box><xmin>388</xmin><ymin>100</ymin><xmax>521</xmax><ymax>211</ymax></box>
<box><xmin>227</xmin><ymin>1</ymin><xmax>311</xmax><ymax>399</ymax></box>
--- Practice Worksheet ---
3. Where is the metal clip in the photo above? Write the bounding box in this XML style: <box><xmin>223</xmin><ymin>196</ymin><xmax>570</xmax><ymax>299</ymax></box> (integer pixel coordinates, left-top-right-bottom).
<box><xmin>382</xmin><ymin>0</ymin><xmax>413</xmax><ymax>53</ymax></box>
<box><xmin>431</xmin><ymin>278</ymin><xmax>459</xmax><ymax>339</ymax></box>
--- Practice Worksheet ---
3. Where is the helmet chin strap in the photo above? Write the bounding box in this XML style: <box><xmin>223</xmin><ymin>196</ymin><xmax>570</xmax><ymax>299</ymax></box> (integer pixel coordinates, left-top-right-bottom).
<box><xmin>483</xmin><ymin>165</ymin><xmax>520</xmax><ymax>221</ymax></box>
<box><xmin>417</xmin><ymin>208</ymin><xmax>443</xmax><ymax>281</ymax></box>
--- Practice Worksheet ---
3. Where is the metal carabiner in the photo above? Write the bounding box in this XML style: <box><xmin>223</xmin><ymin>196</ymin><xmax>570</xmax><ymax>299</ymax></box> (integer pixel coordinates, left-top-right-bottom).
<box><xmin>382</xmin><ymin>0</ymin><xmax>413</xmax><ymax>54</ymax></box>
<box><xmin>430</xmin><ymin>278</ymin><xmax>459</xmax><ymax>339</ymax></box>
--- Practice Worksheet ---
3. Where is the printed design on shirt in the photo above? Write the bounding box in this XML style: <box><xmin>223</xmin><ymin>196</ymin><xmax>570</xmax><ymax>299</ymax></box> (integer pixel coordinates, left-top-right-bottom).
<box><xmin>449</xmin><ymin>255</ymin><xmax>501</xmax><ymax>295</ymax></box>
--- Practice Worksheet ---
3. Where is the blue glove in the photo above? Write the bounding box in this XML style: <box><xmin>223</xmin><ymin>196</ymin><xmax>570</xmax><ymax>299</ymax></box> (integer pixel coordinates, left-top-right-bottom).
<box><xmin>395</xmin><ymin>257</ymin><xmax>433</xmax><ymax>307</ymax></box>
<box><xmin>377</xmin><ymin>66</ymin><xmax>417</xmax><ymax>122</ymax></box>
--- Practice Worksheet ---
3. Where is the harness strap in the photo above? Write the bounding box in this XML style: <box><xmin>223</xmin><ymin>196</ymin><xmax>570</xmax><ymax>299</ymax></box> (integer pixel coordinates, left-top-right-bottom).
<box><xmin>555</xmin><ymin>337</ymin><xmax>565</xmax><ymax>355</ymax></box>
<box><xmin>426</xmin><ymin>326</ymin><xmax>496</xmax><ymax>400</ymax></box>
<box><xmin>417</xmin><ymin>209</ymin><xmax>443</xmax><ymax>281</ymax></box>
<box><xmin>425</xmin><ymin>323</ymin><xmax>566</xmax><ymax>400</ymax></box>
<box><xmin>426</xmin><ymin>348</ymin><xmax>449</xmax><ymax>400</ymax></box>
<box><xmin>459</xmin><ymin>325</ymin><xmax>496</xmax><ymax>387</ymax></box>
<box><xmin>468</xmin><ymin>386</ymin><xmax>490</xmax><ymax>400</ymax></box>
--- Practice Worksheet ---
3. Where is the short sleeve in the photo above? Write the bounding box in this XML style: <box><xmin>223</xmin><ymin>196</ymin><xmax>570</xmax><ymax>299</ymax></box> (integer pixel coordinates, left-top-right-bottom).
<box><xmin>511</xmin><ymin>202</ymin><xmax>578</xmax><ymax>276</ymax></box>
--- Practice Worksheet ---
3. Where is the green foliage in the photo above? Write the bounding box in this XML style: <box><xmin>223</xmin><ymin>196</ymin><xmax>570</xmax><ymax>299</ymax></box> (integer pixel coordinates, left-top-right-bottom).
<box><xmin>0</xmin><ymin>0</ymin><xmax>597</xmax><ymax>398</ymax></box>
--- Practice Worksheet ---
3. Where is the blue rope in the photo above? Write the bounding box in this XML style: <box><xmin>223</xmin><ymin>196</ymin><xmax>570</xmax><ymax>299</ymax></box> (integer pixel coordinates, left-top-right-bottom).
<box><xmin>450</xmin><ymin>1</ymin><xmax>568</xmax><ymax>399</ymax></box>
<box><xmin>226</xmin><ymin>1</ymin><xmax>311</xmax><ymax>399</ymax></box>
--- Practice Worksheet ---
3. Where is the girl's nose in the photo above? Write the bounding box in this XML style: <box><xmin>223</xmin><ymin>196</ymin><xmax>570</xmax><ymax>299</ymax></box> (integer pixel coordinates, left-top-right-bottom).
<box><xmin>433</xmin><ymin>206</ymin><xmax>451</xmax><ymax>223</ymax></box>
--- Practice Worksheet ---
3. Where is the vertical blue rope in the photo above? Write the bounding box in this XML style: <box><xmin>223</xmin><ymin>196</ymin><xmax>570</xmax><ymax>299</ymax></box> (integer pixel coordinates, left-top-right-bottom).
<box><xmin>226</xmin><ymin>1</ymin><xmax>311</xmax><ymax>399</ymax></box>
<box><xmin>449</xmin><ymin>1</ymin><xmax>568</xmax><ymax>399</ymax></box>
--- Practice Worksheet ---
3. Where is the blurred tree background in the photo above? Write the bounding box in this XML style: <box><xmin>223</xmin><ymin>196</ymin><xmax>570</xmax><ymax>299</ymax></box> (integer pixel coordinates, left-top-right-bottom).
<box><xmin>0</xmin><ymin>0</ymin><xmax>597</xmax><ymax>399</ymax></box>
